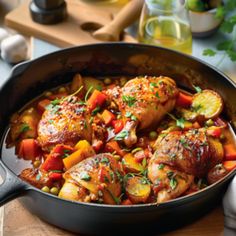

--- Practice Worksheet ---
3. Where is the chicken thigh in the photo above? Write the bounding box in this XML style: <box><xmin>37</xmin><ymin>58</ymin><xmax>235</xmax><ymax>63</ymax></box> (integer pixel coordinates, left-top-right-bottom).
<box><xmin>148</xmin><ymin>128</ymin><xmax>224</xmax><ymax>202</ymax></box>
<box><xmin>105</xmin><ymin>76</ymin><xmax>178</xmax><ymax>147</ymax></box>
<box><xmin>37</xmin><ymin>96</ymin><xmax>92</xmax><ymax>151</ymax></box>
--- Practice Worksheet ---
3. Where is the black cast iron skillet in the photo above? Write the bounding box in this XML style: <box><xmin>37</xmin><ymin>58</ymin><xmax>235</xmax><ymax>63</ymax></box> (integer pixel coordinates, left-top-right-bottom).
<box><xmin>0</xmin><ymin>43</ymin><xmax>235</xmax><ymax>235</ymax></box>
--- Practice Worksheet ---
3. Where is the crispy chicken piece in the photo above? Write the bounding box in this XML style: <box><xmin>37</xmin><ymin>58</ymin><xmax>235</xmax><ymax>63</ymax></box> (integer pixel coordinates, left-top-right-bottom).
<box><xmin>105</xmin><ymin>76</ymin><xmax>178</xmax><ymax>147</ymax></box>
<box><xmin>59</xmin><ymin>153</ymin><xmax>124</xmax><ymax>204</ymax></box>
<box><xmin>148</xmin><ymin>163</ymin><xmax>194</xmax><ymax>203</ymax></box>
<box><xmin>37</xmin><ymin>96</ymin><xmax>92</xmax><ymax>151</ymax></box>
<box><xmin>148</xmin><ymin>129</ymin><xmax>224</xmax><ymax>202</ymax></box>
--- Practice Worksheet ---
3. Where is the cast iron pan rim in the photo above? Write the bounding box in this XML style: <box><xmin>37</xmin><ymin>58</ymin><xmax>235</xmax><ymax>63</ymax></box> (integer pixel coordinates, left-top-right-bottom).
<box><xmin>2</xmin><ymin>42</ymin><xmax>236</xmax><ymax>90</ymax></box>
<box><xmin>0</xmin><ymin>42</ymin><xmax>236</xmax><ymax>209</ymax></box>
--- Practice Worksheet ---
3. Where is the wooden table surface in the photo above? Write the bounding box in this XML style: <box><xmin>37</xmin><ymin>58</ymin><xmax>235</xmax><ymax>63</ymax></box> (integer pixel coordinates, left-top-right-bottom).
<box><xmin>0</xmin><ymin>1</ymin><xmax>235</xmax><ymax>235</ymax></box>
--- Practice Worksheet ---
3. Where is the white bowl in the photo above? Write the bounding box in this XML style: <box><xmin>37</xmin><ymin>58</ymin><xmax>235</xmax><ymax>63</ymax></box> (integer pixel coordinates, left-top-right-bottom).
<box><xmin>189</xmin><ymin>8</ymin><xmax>223</xmax><ymax>38</ymax></box>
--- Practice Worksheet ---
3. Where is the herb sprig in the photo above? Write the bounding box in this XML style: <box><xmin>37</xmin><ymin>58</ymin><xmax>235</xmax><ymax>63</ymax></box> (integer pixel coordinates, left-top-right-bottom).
<box><xmin>203</xmin><ymin>1</ymin><xmax>236</xmax><ymax>64</ymax></box>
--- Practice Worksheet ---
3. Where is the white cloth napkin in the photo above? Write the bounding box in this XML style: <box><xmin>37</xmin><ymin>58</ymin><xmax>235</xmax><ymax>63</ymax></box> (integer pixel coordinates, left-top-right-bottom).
<box><xmin>223</xmin><ymin>175</ymin><xmax>236</xmax><ymax>235</ymax></box>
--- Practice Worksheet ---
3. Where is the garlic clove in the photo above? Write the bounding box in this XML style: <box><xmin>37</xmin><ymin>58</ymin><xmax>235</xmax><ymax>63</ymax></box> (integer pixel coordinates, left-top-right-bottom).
<box><xmin>0</xmin><ymin>28</ymin><xmax>9</xmax><ymax>45</ymax></box>
<box><xmin>1</xmin><ymin>34</ymin><xmax>28</xmax><ymax>63</ymax></box>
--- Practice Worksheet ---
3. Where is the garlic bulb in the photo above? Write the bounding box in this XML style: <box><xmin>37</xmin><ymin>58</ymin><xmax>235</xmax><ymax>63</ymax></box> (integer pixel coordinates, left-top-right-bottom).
<box><xmin>1</xmin><ymin>34</ymin><xmax>28</xmax><ymax>63</ymax></box>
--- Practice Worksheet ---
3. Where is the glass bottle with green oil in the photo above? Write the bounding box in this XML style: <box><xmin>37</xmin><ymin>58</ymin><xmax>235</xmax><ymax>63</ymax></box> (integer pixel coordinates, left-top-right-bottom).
<box><xmin>138</xmin><ymin>0</ymin><xmax>192</xmax><ymax>55</ymax></box>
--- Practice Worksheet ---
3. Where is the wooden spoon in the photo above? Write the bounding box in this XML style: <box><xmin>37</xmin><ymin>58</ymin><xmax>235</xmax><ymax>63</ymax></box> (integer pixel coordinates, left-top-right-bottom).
<box><xmin>92</xmin><ymin>0</ymin><xmax>144</xmax><ymax>41</ymax></box>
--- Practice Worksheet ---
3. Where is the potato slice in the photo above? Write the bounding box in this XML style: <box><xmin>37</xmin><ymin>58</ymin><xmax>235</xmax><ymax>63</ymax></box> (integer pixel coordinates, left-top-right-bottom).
<box><xmin>192</xmin><ymin>90</ymin><xmax>223</xmax><ymax>119</ymax></box>
<box><xmin>122</xmin><ymin>153</ymin><xmax>144</xmax><ymax>173</ymax></box>
<box><xmin>125</xmin><ymin>176</ymin><xmax>151</xmax><ymax>203</ymax></box>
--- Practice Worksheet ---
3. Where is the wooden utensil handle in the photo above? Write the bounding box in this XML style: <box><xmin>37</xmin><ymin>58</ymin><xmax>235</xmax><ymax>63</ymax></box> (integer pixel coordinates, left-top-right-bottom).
<box><xmin>93</xmin><ymin>0</ymin><xmax>144</xmax><ymax>41</ymax></box>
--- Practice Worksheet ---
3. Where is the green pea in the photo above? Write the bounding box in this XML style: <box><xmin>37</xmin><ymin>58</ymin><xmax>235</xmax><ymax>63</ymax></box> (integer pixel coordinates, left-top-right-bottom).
<box><xmin>149</xmin><ymin>131</ymin><xmax>158</xmax><ymax>140</ymax></box>
<box><xmin>58</xmin><ymin>87</ymin><xmax>66</xmax><ymax>93</ymax></box>
<box><xmin>104</xmin><ymin>78</ymin><xmax>112</xmax><ymax>85</ymax></box>
<box><xmin>41</xmin><ymin>186</ymin><xmax>50</xmax><ymax>193</ymax></box>
<box><xmin>205</xmin><ymin>119</ymin><xmax>214</xmax><ymax>127</ymax></box>
<box><xmin>50</xmin><ymin>187</ymin><xmax>59</xmax><ymax>196</ymax></box>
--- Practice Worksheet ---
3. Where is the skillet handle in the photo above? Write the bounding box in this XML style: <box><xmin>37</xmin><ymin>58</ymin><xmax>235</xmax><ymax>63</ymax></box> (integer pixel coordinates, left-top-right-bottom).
<box><xmin>0</xmin><ymin>162</ymin><xmax>28</xmax><ymax>206</ymax></box>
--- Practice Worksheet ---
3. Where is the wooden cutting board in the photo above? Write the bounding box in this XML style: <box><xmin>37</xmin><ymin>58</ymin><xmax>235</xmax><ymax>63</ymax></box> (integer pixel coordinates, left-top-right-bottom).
<box><xmin>4</xmin><ymin>0</ymin><xmax>137</xmax><ymax>48</ymax></box>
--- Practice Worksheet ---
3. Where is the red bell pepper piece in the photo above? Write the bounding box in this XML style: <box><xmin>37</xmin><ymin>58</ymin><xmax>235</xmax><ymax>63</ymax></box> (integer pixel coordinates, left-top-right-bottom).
<box><xmin>87</xmin><ymin>89</ymin><xmax>107</xmax><ymax>112</ymax></box>
<box><xmin>41</xmin><ymin>144</ymin><xmax>74</xmax><ymax>171</ymax></box>
<box><xmin>224</xmin><ymin>144</ymin><xmax>236</xmax><ymax>161</ymax></box>
<box><xmin>176</xmin><ymin>92</ymin><xmax>193</xmax><ymax>108</ymax></box>
<box><xmin>92</xmin><ymin>140</ymin><xmax>104</xmax><ymax>153</ymax></box>
<box><xmin>48</xmin><ymin>172</ymin><xmax>63</xmax><ymax>181</ymax></box>
<box><xmin>101</xmin><ymin>109</ymin><xmax>115</xmax><ymax>126</ymax></box>
<box><xmin>37</xmin><ymin>99</ymin><xmax>51</xmax><ymax>114</ymax></box>
<box><xmin>223</xmin><ymin>160</ymin><xmax>236</xmax><ymax>172</ymax></box>
<box><xmin>112</xmin><ymin>120</ymin><xmax>124</xmax><ymax>134</ymax></box>
<box><xmin>206</xmin><ymin>126</ymin><xmax>222</xmax><ymax>138</ymax></box>
<box><xmin>18</xmin><ymin>139</ymin><xmax>41</xmax><ymax>160</ymax></box>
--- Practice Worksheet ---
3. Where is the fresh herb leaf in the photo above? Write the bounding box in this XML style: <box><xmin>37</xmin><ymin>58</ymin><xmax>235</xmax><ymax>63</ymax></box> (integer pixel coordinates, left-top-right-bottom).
<box><xmin>114</xmin><ymin>130</ymin><xmax>129</xmax><ymax>141</ymax></box>
<box><xmin>155</xmin><ymin>91</ymin><xmax>160</xmax><ymax>98</ymax></box>
<box><xmin>101</xmin><ymin>157</ymin><xmax>109</xmax><ymax>164</ymax></box>
<box><xmin>85</xmin><ymin>86</ymin><xmax>94</xmax><ymax>102</ymax></box>
<box><xmin>202</xmin><ymin>49</ymin><xmax>216</xmax><ymax>57</ymax></box>
<box><xmin>227</xmin><ymin>50</ymin><xmax>236</xmax><ymax>61</ymax></box>
<box><xmin>51</xmin><ymin>99</ymin><xmax>61</xmax><ymax>106</ymax></box>
<box><xmin>158</xmin><ymin>163</ymin><xmax>165</xmax><ymax>170</ymax></box>
<box><xmin>125</xmin><ymin>111</ymin><xmax>132</xmax><ymax>118</ymax></box>
<box><xmin>80</xmin><ymin>171</ymin><xmax>91</xmax><ymax>181</ymax></box>
<box><xmin>150</xmin><ymin>82</ymin><xmax>158</xmax><ymax>87</ymax></box>
<box><xmin>176</xmin><ymin>117</ymin><xmax>185</xmax><ymax>129</ymax></box>
<box><xmin>20</xmin><ymin>123</ymin><xmax>30</xmax><ymax>133</ymax></box>
<box><xmin>122</xmin><ymin>95</ymin><xmax>137</xmax><ymax>107</ymax></box>
<box><xmin>91</xmin><ymin>106</ymin><xmax>100</xmax><ymax>116</ymax></box>
<box><xmin>170</xmin><ymin>177</ymin><xmax>178</xmax><ymax>190</ymax></box>
<box><xmin>193</xmin><ymin>85</ymin><xmax>202</xmax><ymax>93</ymax></box>
<box><xmin>216</xmin><ymin>40</ymin><xmax>233</xmax><ymax>51</ymax></box>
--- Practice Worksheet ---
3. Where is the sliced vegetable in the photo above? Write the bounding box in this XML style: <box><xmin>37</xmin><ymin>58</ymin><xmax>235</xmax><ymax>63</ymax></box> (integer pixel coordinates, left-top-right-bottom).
<box><xmin>122</xmin><ymin>153</ymin><xmax>144</xmax><ymax>173</ymax></box>
<box><xmin>41</xmin><ymin>144</ymin><xmax>74</xmax><ymax>171</ymax></box>
<box><xmin>125</xmin><ymin>176</ymin><xmax>151</xmax><ymax>203</ymax></box>
<box><xmin>87</xmin><ymin>89</ymin><xmax>107</xmax><ymax>112</ymax></box>
<box><xmin>224</xmin><ymin>144</ymin><xmax>236</xmax><ymax>160</ymax></box>
<box><xmin>176</xmin><ymin>92</ymin><xmax>193</xmax><ymax>108</ymax></box>
<box><xmin>18</xmin><ymin>139</ymin><xmax>41</xmax><ymax>160</ymax></box>
<box><xmin>63</xmin><ymin>140</ymin><xmax>95</xmax><ymax>170</ymax></box>
<box><xmin>105</xmin><ymin>140</ymin><xmax>126</xmax><ymax>157</ymax></box>
<box><xmin>112</xmin><ymin>119</ymin><xmax>124</xmax><ymax>134</ymax></box>
<box><xmin>48</xmin><ymin>172</ymin><xmax>63</xmax><ymax>181</ymax></box>
<box><xmin>101</xmin><ymin>109</ymin><xmax>116</xmax><ymax>126</ymax></box>
<box><xmin>191</xmin><ymin>89</ymin><xmax>223</xmax><ymax>119</ymax></box>
<box><xmin>37</xmin><ymin>99</ymin><xmax>51</xmax><ymax>114</ymax></box>
<box><xmin>223</xmin><ymin>161</ymin><xmax>236</xmax><ymax>172</ymax></box>
<box><xmin>207</xmin><ymin>126</ymin><xmax>222</xmax><ymax>138</ymax></box>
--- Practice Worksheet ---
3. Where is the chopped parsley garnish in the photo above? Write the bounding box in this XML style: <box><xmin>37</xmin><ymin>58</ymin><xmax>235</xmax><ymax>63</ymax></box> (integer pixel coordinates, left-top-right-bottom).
<box><xmin>125</xmin><ymin>111</ymin><xmax>132</xmax><ymax>118</ymax></box>
<box><xmin>48</xmin><ymin>119</ymin><xmax>54</xmax><ymax>124</ymax></box>
<box><xmin>122</xmin><ymin>95</ymin><xmax>137</xmax><ymax>107</ymax></box>
<box><xmin>140</xmin><ymin>177</ymin><xmax>150</xmax><ymax>185</ymax></box>
<box><xmin>75</xmin><ymin>107</ymin><xmax>86</xmax><ymax>114</ymax></box>
<box><xmin>193</xmin><ymin>85</ymin><xmax>202</xmax><ymax>93</ymax></box>
<box><xmin>167</xmin><ymin>171</ymin><xmax>174</xmax><ymax>179</ymax></box>
<box><xmin>36</xmin><ymin>173</ymin><xmax>41</xmax><ymax>181</ymax></box>
<box><xmin>170</xmin><ymin>177</ymin><xmax>178</xmax><ymax>190</ymax></box>
<box><xmin>114</xmin><ymin>130</ymin><xmax>129</xmax><ymax>141</ymax></box>
<box><xmin>20</xmin><ymin>123</ymin><xmax>30</xmax><ymax>133</ymax></box>
<box><xmin>80</xmin><ymin>171</ymin><xmax>91</xmax><ymax>181</ymax></box>
<box><xmin>101</xmin><ymin>157</ymin><xmax>109</xmax><ymax>164</ymax></box>
<box><xmin>91</xmin><ymin>106</ymin><xmax>101</xmax><ymax>116</ymax></box>
<box><xmin>155</xmin><ymin>92</ymin><xmax>160</xmax><ymax>98</ymax></box>
<box><xmin>150</xmin><ymin>82</ymin><xmax>158</xmax><ymax>87</ymax></box>
<box><xmin>176</xmin><ymin>117</ymin><xmax>185</xmax><ymax>129</ymax></box>
<box><xmin>180</xmin><ymin>138</ymin><xmax>191</xmax><ymax>150</ymax></box>
<box><xmin>158</xmin><ymin>163</ymin><xmax>165</xmax><ymax>170</ymax></box>
<box><xmin>51</xmin><ymin>99</ymin><xmax>61</xmax><ymax>106</ymax></box>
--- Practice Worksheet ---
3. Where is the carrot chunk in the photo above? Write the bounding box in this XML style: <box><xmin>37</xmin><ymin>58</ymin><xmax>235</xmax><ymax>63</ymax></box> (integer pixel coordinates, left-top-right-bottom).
<box><xmin>224</xmin><ymin>144</ymin><xmax>236</xmax><ymax>160</ymax></box>
<box><xmin>223</xmin><ymin>161</ymin><xmax>236</xmax><ymax>172</ymax></box>
<box><xmin>176</xmin><ymin>92</ymin><xmax>193</xmax><ymax>108</ymax></box>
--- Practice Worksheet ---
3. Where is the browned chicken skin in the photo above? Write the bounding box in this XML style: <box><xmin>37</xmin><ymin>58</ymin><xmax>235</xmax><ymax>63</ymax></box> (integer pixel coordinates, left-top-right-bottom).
<box><xmin>148</xmin><ymin>129</ymin><xmax>224</xmax><ymax>202</ymax></box>
<box><xmin>59</xmin><ymin>153</ymin><xmax>124</xmax><ymax>204</ymax></box>
<box><xmin>105</xmin><ymin>76</ymin><xmax>178</xmax><ymax>147</ymax></box>
<box><xmin>37</xmin><ymin>96</ymin><xmax>92</xmax><ymax>150</ymax></box>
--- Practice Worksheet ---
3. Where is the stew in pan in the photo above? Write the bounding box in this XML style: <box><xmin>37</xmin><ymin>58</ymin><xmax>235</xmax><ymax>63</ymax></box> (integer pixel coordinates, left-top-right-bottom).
<box><xmin>6</xmin><ymin>74</ymin><xmax>236</xmax><ymax>205</ymax></box>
